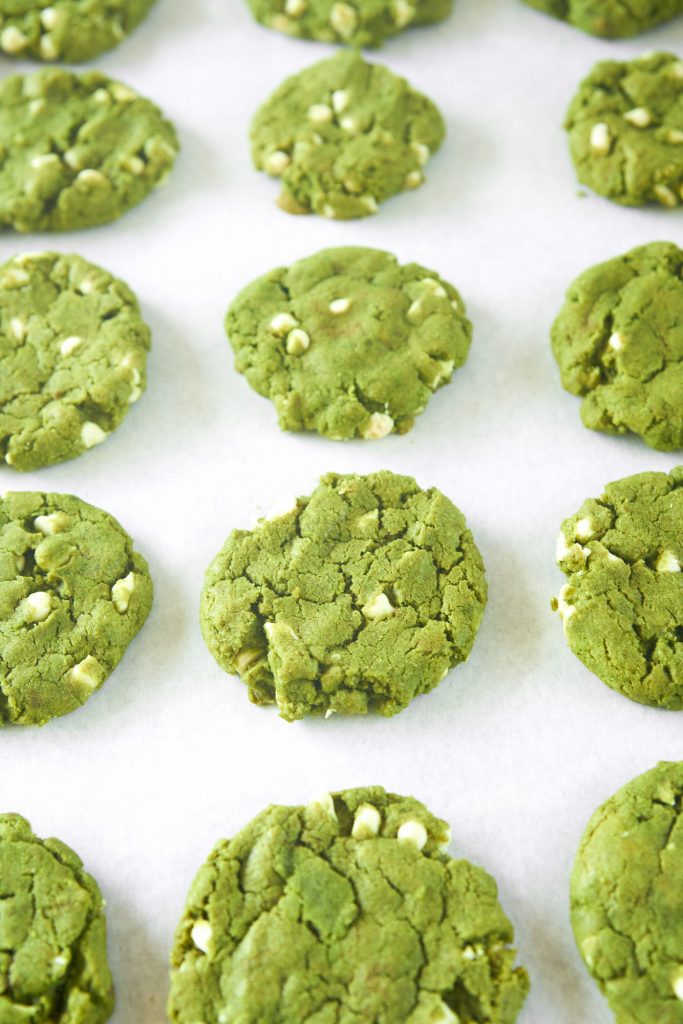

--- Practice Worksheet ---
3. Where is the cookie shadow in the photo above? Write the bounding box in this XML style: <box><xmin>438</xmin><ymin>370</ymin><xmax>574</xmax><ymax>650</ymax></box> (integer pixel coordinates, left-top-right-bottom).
<box><xmin>106</xmin><ymin>888</ymin><xmax>170</xmax><ymax>1024</ymax></box>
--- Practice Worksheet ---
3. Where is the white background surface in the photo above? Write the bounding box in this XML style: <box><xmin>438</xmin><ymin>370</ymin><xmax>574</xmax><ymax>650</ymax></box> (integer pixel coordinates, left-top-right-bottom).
<box><xmin>1</xmin><ymin>1</ymin><xmax>682</xmax><ymax>1021</ymax></box>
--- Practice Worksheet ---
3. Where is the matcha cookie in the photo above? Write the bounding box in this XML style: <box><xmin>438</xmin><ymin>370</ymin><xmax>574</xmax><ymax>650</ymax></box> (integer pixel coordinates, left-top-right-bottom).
<box><xmin>201</xmin><ymin>470</ymin><xmax>487</xmax><ymax>720</ymax></box>
<box><xmin>571</xmin><ymin>761</ymin><xmax>683</xmax><ymax>1024</ymax></box>
<box><xmin>0</xmin><ymin>0</ymin><xmax>156</xmax><ymax>63</ymax></box>
<box><xmin>553</xmin><ymin>469</ymin><xmax>682</xmax><ymax>709</ymax></box>
<box><xmin>0</xmin><ymin>68</ymin><xmax>178</xmax><ymax>233</ymax></box>
<box><xmin>246</xmin><ymin>0</ymin><xmax>453</xmax><ymax>47</ymax></box>
<box><xmin>1</xmin><ymin>252</ymin><xmax>150</xmax><ymax>472</ymax></box>
<box><xmin>0</xmin><ymin>813</ymin><xmax>114</xmax><ymax>1023</ymax></box>
<box><xmin>551</xmin><ymin>242</ymin><xmax>683</xmax><ymax>452</ymax></box>
<box><xmin>0</xmin><ymin>490</ymin><xmax>153</xmax><ymax>726</ymax></box>
<box><xmin>565</xmin><ymin>52</ymin><xmax>683</xmax><ymax>209</ymax></box>
<box><xmin>169</xmin><ymin>786</ymin><xmax>530</xmax><ymax>1024</ymax></box>
<box><xmin>522</xmin><ymin>0</ymin><xmax>683</xmax><ymax>37</ymax></box>
<box><xmin>227</xmin><ymin>247</ymin><xmax>472</xmax><ymax>441</ymax></box>
<box><xmin>251</xmin><ymin>50</ymin><xmax>444</xmax><ymax>219</ymax></box>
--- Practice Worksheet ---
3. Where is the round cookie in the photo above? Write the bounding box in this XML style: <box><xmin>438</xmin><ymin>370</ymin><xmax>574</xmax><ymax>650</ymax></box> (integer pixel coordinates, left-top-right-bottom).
<box><xmin>0</xmin><ymin>68</ymin><xmax>178</xmax><ymax>233</ymax></box>
<box><xmin>246</xmin><ymin>0</ymin><xmax>453</xmax><ymax>47</ymax></box>
<box><xmin>201</xmin><ymin>470</ymin><xmax>487</xmax><ymax>721</ymax></box>
<box><xmin>571</xmin><ymin>762</ymin><xmax>683</xmax><ymax>1024</ymax></box>
<box><xmin>565</xmin><ymin>52</ymin><xmax>683</xmax><ymax>209</ymax></box>
<box><xmin>551</xmin><ymin>242</ymin><xmax>683</xmax><ymax>452</ymax></box>
<box><xmin>0</xmin><ymin>490</ymin><xmax>153</xmax><ymax>726</ymax></box>
<box><xmin>553</xmin><ymin>469</ymin><xmax>682</xmax><ymax>709</ymax></box>
<box><xmin>226</xmin><ymin>247</ymin><xmax>472</xmax><ymax>441</ymax></box>
<box><xmin>0</xmin><ymin>252</ymin><xmax>150</xmax><ymax>472</ymax></box>
<box><xmin>168</xmin><ymin>786</ymin><xmax>530</xmax><ymax>1024</ymax></box>
<box><xmin>251</xmin><ymin>50</ymin><xmax>444</xmax><ymax>219</ymax></box>
<box><xmin>0</xmin><ymin>813</ymin><xmax>114</xmax><ymax>1023</ymax></box>
<box><xmin>0</xmin><ymin>0</ymin><xmax>156</xmax><ymax>63</ymax></box>
<box><xmin>522</xmin><ymin>0</ymin><xmax>683</xmax><ymax>37</ymax></box>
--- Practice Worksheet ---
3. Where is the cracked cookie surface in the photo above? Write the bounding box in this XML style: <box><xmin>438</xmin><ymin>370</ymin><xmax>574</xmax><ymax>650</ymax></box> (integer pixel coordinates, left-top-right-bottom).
<box><xmin>251</xmin><ymin>50</ymin><xmax>444</xmax><ymax>219</ymax></box>
<box><xmin>200</xmin><ymin>471</ymin><xmax>487</xmax><ymax>720</ymax></box>
<box><xmin>0</xmin><ymin>0</ymin><xmax>156</xmax><ymax>63</ymax></box>
<box><xmin>551</xmin><ymin>242</ymin><xmax>683</xmax><ymax>452</ymax></box>
<box><xmin>0</xmin><ymin>490</ymin><xmax>153</xmax><ymax>726</ymax></box>
<box><xmin>565</xmin><ymin>52</ymin><xmax>683</xmax><ymax>208</ymax></box>
<box><xmin>0</xmin><ymin>813</ymin><xmax>113</xmax><ymax>1023</ymax></box>
<box><xmin>168</xmin><ymin>786</ymin><xmax>529</xmax><ymax>1024</ymax></box>
<box><xmin>0</xmin><ymin>252</ymin><xmax>150</xmax><ymax>472</ymax></box>
<box><xmin>226</xmin><ymin>247</ymin><xmax>472</xmax><ymax>441</ymax></box>
<box><xmin>571</xmin><ymin>761</ymin><xmax>683</xmax><ymax>1024</ymax></box>
<box><xmin>245</xmin><ymin>0</ymin><xmax>453</xmax><ymax>48</ymax></box>
<box><xmin>0</xmin><ymin>68</ymin><xmax>178</xmax><ymax>232</ymax></box>
<box><xmin>522</xmin><ymin>0</ymin><xmax>683</xmax><ymax>37</ymax></box>
<box><xmin>553</xmin><ymin>469</ymin><xmax>682</xmax><ymax>709</ymax></box>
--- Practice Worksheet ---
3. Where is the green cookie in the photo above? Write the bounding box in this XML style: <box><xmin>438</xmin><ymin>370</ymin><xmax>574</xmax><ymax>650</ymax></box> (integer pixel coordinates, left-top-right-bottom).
<box><xmin>0</xmin><ymin>68</ymin><xmax>178</xmax><ymax>232</ymax></box>
<box><xmin>226</xmin><ymin>247</ymin><xmax>472</xmax><ymax>441</ymax></box>
<box><xmin>565</xmin><ymin>52</ymin><xmax>683</xmax><ymax>209</ymax></box>
<box><xmin>571</xmin><ymin>762</ymin><xmax>683</xmax><ymax>1024</ymax></box>
<box><xmin>251</xmin><ymin>50</ymin><xmax>444</xmax><ymax>219</ymax></box>
<box><xmin>201</xmin><ymin>470</ymin><xmax>487</xmax><ymax>721</ymax></box>
<box><xmin>551</xmin><ymin>242</ymin><xmax>683</xmax><ymax>452</ymax></box>
<box><xmin>0</xmin><ymin>813</ymin><xmax>114</xmax><ymax>1024</ymax></box>
<box><xmin>0</xmin><ymin>251</ymin><xmax>150</xmax><ymax>472</ymax></box>
<box><xmin>245</xmin><ymin>0</ymin><xmax>453</xmax><ymax>47</ymax></box>
<box><xmin>522</xmin><ymin>0</ymin><xmax>683</xmax><ymax>37</ymax></box>
<box><xmin>0</xmin><ymin>490</ymin><xmax>153</xmax><ymax>726</ymax></box>
<box><xmin>168</xmin><ymin>786</ymin><xmax>530</xmax><ymax>1024</ymax></box>
<box><xmin>553</xmin><ymin>469</ymin><xmax>683</xmax><ymax>709</ymax></box>
<box><xmin>0</xmin><ymin>0</ymin><xmax>156</xmax><ymax>63</ymax></box>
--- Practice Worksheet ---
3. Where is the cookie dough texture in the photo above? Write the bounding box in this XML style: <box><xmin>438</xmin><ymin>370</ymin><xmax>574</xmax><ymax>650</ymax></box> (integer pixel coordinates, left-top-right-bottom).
<box><xmin>201</xmin><ymin>471</ymin><xmax>487</xmax><ymax>721</ymax></box>
<box><xmin>1</xmin><ymin>252</ymin><xmax>150</xmax><ymax>472</ymax></box>
<box><xmin>565</xmin><ymin>52</ymin><xmax>683</xmax><ymax>208</ymax></box>
<box><xmin>523</xmin><ymin>0</ymin><xmax>683</xmax><ymax>37</ymax></box>
<box><xmin>246</xmin><ymin>0</ymin><xmax>453</xmax><ymax>47</ymax></box>
<box><xmin>168</xmin><ymin>787</ymin><xmax>530</xmax><ymax>1024</ymax></box>
<box><xmin>0</xmin><ymin>491</ymin><xmax>153</xmax><ymax>726</ymax></box>
<box><xmin>551</xmin><ymin>242</ymin><xmax>683</xmax><ymax>452</ymax></box>
<box><xmin>226</xmin><ymin>247</ymin><xmax>472</xmax><ymax>441</ymax></box>
<box><xmin>0</xmin><ymin>0</ymin><xmax>156</xmax><ymax>63</ymax></box>
<box><xmin>0</xmin><ymin>813</ymin><xmax>114</xmax><ymax>1024</ymax></box>
<box><xmin>251</xmin><ymin>50</ymin><xmax>444</xmax><ymax>219</ymax></box>
<box><xmin>553</xmin><ymin>469</ymin><xmax>682</xmax><ymax>709</ymax></box>
<box><xmin>0</xmin><ymin>68</ymin><xmax>178</xmax><ymax>233</ymax></box>
<box><xmin>571</xmin><ymin>761</ymin><xmax>683</xmax><ymax>1024</ymax></box>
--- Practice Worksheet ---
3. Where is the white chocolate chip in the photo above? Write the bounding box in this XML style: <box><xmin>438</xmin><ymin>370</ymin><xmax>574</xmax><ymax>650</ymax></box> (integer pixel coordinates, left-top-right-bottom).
<box><xmin>1</xmin><ymin>269</ymin><xmax>30</xmax><ymax>289</ymax></box>
<box><xmin>40</xmin><ymin>7</ymin><xmax>60</xmax><ymax>28</ymax></box>
<box><xmin>437</xmin><ymin>825</ymin><xmax>452</xmax><ymax>851</ymax></box>
<box><xmin>397</xmin><ymin>820</ymin><xmax>428</xmax><ymax>850</ymax></box>
<box><xmin>269</xmin><ymin>312</ymin><xmax>298</xmax><ymax>335</ymax></box>
<box><xmin>1</xmin><ymin>26</ymin><xmax>28</xmax><ymax>53</ymax></box>
<box><xmin>656</xmin><ymin>550</ymin><xmax>681</xmax><ymax>573</ymax></box>
<box><xmin>22</xmin><ymin>591</ymin><xmax>52</xmax><ymax>623</ymax></box>
<box><xmin>112</xmin><ymin>573</ymin><xmax>136</xmax><ymax>613</ymax></box>
<box><xmin>329</xmin><ymin>298</ymin><xmax>350</xmax><ymax>315</ymax></box>
<box><xmin>190</xmin><ymin>921</ymin><xmax>212</xmax><ymax>955</ymax></box>
<box><xmin>666</xmin><ymin>128</ymin><xmax>683</xmax><ymax>144</ymax></box>
<box><xmin>404</xmin><ymin>170</ymin><xmax>423</xmax><ymax>189</ymax></box>
<box><xmin>234</xmin><ymin>648</ymin><xmax>261</xmax><ymax>672</ymax></box>
<box><xmin>39</xmin><ymin>34</ymin><xmax>58</xmax><ymax>60</ymax></box>
<box><xmin>309</xmin><ymin>793</ymin><xmax>337</xmax><ymax>819</ymax></box>
<box><xmin>60</xmin><ymin>336</ymin><xmax>82</xmax><ymax>356</ymax></box>
<box><xmin>70</xmin><ymin>656</ymin><xmax>104</xmax><ymax>690</ymax></box>
<box><xmin>411</xmin><ymin>142</ymin><xmax>430</xmax><ymax>166</ymax></box>
<box><xmin>433</xmin><ymin>1001</ymin><xmax>459</xmax><ymax>1024</ymax></box>
<box><xmin>623</xmin><ymin>107</ymin><xmax>651</xmax><ymax>128</ymax></box>
<box><xmin>127</xmin><ymin>367</ymin><xmax>143</xmax><ymax>404</ymax></box>
<box><xmin>608</xmin><ymin>332</ymin><xmax>624</xmax><ymax>351</ymax></box>
<box><xmin>34</xmin><ymin>512</ymin><xmax>68</xmax><ymax>535</ymax></box>
<box><xmin>392</xmin><ymin>0</ymin><xmax>415</xmax><ymax>26</ymax></box>
<box><xmin>285</xmin><ymin>0</ymin><xmax>307</xmax><ymax>13</ymax></box>
<box><xmin>463</xmin><ymin>946</ymin><xmax>476</xmax><ymax>961</ymax></box>
<box><xmin>9</xmin><ymin>319</ymin><xmax>26</xmax><ymax>342</ymax></box>
<box><xmin>655</xmin><ymin>184</ymin><xmax>678</xmax><ymax>208</ymax></box>
<box><xmin>81</xmin><ymin>422</ymin><xmax>108</xmax><ymax>449</ymax></box>
<box><xmin>363</xmin><ymin>412</ymin><xmax>394</xmax><ymax>440</ymax></box>
<box><xmin>76</xmin><ymin>169</ymin><xmax>108</xmax><ymax>187</ymax></box>
<box><xmin>340</xmin><ymin>115</ymin><xmax>360</xmax><ymax>135</ymax></box>
<box><xmin>331</xmin><ymin>89</ymin><xmax>351</xmax><ymax>114</ymax></box>
<box><xmin>63</xmin><ymin>149</ymin><xmax>84</xmax><ymax>171</ymax></box>
<box><xmin>122</xmin><ymin>155</ymin><xmax>145</xmax><ymax>176</ymax></box>
<box><xmin>670</xmin><ymin>61</ymin><xmax>683</xmax><ymax>80</ymax></box>
<box><xmin>590</xmin><ymin>122</ymin><xmax>611</xmax><ymax>155</ymax></box>
<box><xmin>30</xmin><ymin>154</ymin><xmax>60</xmax><ymax>170</ymax></box>
<box><xmin>330</xmin><ymin>1</ymin><xmax>358</xmax><ymax>38</ymax></box>
<box><xmin>574</xmin><ymin>517</ymin><xmax>594</xmax><ymax>541</ymax></box>
<box><xmin>264</xmin><ymin>150</ymin><xmax>290</xmax><ymax>176</ymax></box>
<box><xmin>110</xmin><ymin>83</ymin><xmax>138</xmax><ymax>103</ymax></box>
<box><xmin>352</xmin><ymin>803</ymin><xmax>381</xmax><ymax>839</ymax></box>
<box><xmin>361</xmin><ymin>195</ymin><xmax>378</xmax><ymax>213</ymax></box>
<box><xmin>362</xmin><ymin>592</ymin><xmax>395</xmax><ymax>620</ymax></box>
<box><xmin>554</xmin><ymin>584</ymin><xmax>576</xmax><ymax>632</ymax></box>
<box><xmin>672</xmin><ymin>968</ymin><xmax>683</xmax><ymax>1001</ymax></box>
<box><xmin>407</xmin><ymin>299</ymin><xmax>424</xmax><ymax>322</ymax></box>
<box><xmin>286</xmin><ymin>328</ymin><xmax>310</xmax><ymax>355</ymax></box>
<box><xmin>308</xmin><ymin>103</ymin><xmax>333</xmax><ymax>125</ymax></box>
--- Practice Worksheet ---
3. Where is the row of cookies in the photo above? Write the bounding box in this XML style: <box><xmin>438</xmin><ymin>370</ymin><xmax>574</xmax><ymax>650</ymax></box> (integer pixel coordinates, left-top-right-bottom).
<box><xmin>0</xmin><ymin>0</ymin><xmax>680</xmax><ymax>63</ymax></box>
<box><xmin>1</xmin><ymin>465</ymin><xmax>679</xmax><ymax>727</ymax></box>
<box><xmin>4</xmin><ymin>760</ymin><xmax>682</xmax><ymax>1024</ymax></box>
<box><xmin>1</xmin><ymin>239</ymin><xmax>680</xmax><ymax>474</ymax></box>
